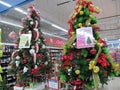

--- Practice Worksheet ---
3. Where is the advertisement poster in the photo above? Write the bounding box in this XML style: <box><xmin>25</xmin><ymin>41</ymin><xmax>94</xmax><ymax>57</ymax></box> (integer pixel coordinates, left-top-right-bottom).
<box><xmin>48</xmin><ymin>79</ymin><xmax>59</xmax><ymax>90</ymax></box>
<box><xmin>19</xmin><ymin>34</ymin><xmax>32</xmax><ymax>48</ymax></box>
<box><xmin>76</xmin><ymin>27</ymin><xmax>94</xmax><ymax>49</ymax></box>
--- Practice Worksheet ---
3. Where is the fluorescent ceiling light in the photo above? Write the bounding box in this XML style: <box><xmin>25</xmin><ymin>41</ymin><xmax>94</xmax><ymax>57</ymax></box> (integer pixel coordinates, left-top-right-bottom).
<box><xmin>0</xmin><ymin>20</ymin><xmax>23</xmax><ymax>28</ymax></box>
<box><xmin>41</xmin><ymin>17</ymin><xmax>68</xmax><ymax>33</ymax></box>
<box><xmin>51</xmin><ymin>24</ymin><xmax>68</xmax><ymax>32</ymax></box>
<box><xmin>14</xmin><ymin>8</ymin><xmax>27</xmax><ymax>15</ymax></box>
<box><xmin>0</xmin><ymin>1</ymin><xmax>67</xmax><ymax>33</ymax></box>
<box><xmin>0</xmin><ymin>20</ymin><xmax>67</xmax><ymax>40</ymax></box>
<box><xmin>41</xmin><ymin>18</ymin><xmax>52</xmax><ymax>24</ymax></box>
<box><xmin>0</xmin><ymin>1</ymin><xmax>11</xmax><ymax>7</ymax></box>
<box><xmin>0</xmin><ymin>1</ymin><xmax>27</xmax><ymax>15</ymax></box>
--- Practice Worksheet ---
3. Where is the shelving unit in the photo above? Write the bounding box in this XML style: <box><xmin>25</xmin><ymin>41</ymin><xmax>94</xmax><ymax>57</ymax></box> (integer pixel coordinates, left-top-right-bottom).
<box><xmin>47</xmin><ymin>47</ymin><xmax>62</xmax><ymax>62</ymax></box>
<box><xmin>0</xmin><ymin>45</ymin><xmax>16</xmax><ymax>88</ymax></box>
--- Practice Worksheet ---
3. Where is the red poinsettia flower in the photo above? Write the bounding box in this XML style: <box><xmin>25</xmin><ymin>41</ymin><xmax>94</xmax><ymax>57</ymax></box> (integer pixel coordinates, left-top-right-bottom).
<box><xmin>82</xmin><ymin>0</ymin><xmax>87</xmax><ymax>7</ymax></box>
<box><xmin>63</xmin><ymin>60</ymin><xmax>71</xmax><ymax>69</ymax></box>
<box><xmin>98</xmin><ymin>39</ymin><xmax>107</xmax><ymax>46</ymax></box>
<box><xmin>62</xmin><ymin>55</ymin><xmax>68</xmax><ymax>60</ymax></box>
<box><xmin>31</xmin><ymin>67</ymin><xmax>40</xmax><ymax>75</ymax></box>
<box><xmin>97</xmin><ymin>53</ymin><xmax>109</xmax><ymax>67</ymax></box>
<box><xmin>76</xmin><ymin>0</ymin><xmax>80</xmax><ymax>5</ymax></box>
<box><xmin>92</xmin><ymin>26</ymin><xmax>100</xmax><ymax>31</ymax></box>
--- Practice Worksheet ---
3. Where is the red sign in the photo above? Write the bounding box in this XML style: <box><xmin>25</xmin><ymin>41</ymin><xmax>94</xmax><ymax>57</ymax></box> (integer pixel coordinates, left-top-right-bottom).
<box><xmin>45</xmin><ymin>37</ymin><xmax>65</xmax><ymax>47</ymax></box>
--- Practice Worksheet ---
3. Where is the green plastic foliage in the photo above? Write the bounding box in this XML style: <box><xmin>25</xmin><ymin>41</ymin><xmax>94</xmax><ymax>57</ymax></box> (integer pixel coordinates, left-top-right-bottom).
<box><xmin>60</xmin><ymin>74</ymin><xmax>67</xmax><ymax>81</ymax></box>
<box><xmin>78</xmin><ymin>17</ymin><xmax>84</xmax><ymax>23</ymax></box>
<box><xmin>84</xmin><ymin>8</ymin><xmax>90</xmax><ymax>16</ymax></box>
<box><xmin>81</xmin><ymin>49</ymin><xmax>88</xmax><ymax>57</ymax></box>
<box><xmin>102</xmin><ymin>47</ymin><xmax>109</xmax><ymax>54</ymax></box>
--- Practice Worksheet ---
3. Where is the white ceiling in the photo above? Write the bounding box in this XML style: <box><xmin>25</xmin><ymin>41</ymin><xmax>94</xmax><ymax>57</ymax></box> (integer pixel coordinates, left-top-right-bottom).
<box><xmin>1</xmin><ymin>0</ymin><xmax>120</xmax><ymax>41</ymax></box>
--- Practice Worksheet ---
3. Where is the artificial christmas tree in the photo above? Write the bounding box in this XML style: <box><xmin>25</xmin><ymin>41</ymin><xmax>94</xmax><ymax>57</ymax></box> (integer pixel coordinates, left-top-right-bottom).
<box><xmin>59</xmin><ymin>0</ymin><xmax>119</xmax><ymax>90</ymax></box>
<box><xmin>9</xmin><ymin>6</ymin><xmax>52</xmax><ymax>87</ymax></box>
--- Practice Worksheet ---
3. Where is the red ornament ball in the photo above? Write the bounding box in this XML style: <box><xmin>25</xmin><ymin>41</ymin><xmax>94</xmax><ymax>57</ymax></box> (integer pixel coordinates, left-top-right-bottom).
<box><xmin>90</xmin><ymin>48</ymin><xmax>97</xmax><ymax>55</ymax></box>
<box><xmin>23</xmin><ymin>58</ymin><xmax>27</xmax><ymax>64</ymax></box>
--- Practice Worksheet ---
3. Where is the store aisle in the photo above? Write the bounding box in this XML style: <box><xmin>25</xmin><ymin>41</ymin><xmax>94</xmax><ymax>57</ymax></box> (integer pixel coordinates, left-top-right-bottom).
<box><xmin>100</xmin><ymin>77</ymin><xmax>120</xmax><ymax>90</ymax></box>
<box><xmin>42</xmin><ymin>77</ymin><xmax>120</xmax><ymax>90</ymax></box>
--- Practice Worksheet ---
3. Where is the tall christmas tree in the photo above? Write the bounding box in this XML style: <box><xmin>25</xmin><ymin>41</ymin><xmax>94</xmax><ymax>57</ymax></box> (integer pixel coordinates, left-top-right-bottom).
<box><xmin>59</xmin><ymin>0</ymin><xmax>119</xmax><ymax>90</ymax></box>
<box><xmin>9</xmin><ymin>6</ymin><xmax>52</xmax><ymax>87</ymax></box>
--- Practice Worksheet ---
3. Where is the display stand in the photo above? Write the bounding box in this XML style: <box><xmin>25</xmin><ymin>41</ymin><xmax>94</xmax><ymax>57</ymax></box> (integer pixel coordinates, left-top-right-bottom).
<box><xmin>14</xmin><ymin>83</ymin><xmax>45</xmax><ymax>90</ymax></box>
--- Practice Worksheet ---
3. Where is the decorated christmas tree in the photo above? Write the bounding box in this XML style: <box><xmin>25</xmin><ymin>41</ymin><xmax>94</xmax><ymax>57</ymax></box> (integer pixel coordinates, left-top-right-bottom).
<box><xmin>9</xmin><ymin>6</ymin><xmax>52</xmax><ymax>87</ymax></box>
<box><xmin>59</xmin><ymin>0</ymin><xmax>119</xmax><ymax>90</ymax></box>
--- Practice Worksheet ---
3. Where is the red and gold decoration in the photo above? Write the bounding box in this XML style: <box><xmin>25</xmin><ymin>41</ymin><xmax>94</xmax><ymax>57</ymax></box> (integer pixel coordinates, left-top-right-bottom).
<box><xmin>9</xmin><ymin>6</ymin><xmax>52</xmax><ymax>87</ymax></box>
<box><xmin>59</xmin><ymin>0</ymin><xmax>119</xmax><ymax>90</ymax></box>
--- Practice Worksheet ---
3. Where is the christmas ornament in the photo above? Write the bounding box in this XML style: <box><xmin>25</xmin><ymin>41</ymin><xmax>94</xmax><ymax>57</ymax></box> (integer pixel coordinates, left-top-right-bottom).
<box><xmin>23</xmin><ymin>58</ymin><xmax>27</xmax><ymax>64</ymax></box>
<box><xmin>23</xmin><ymin>66</ymin><xmax>28</xmax><ymax>73</ymax></box>
<box><xmin>30</xmin><ymin>21</ymin><xmax>34</xmax><ymax>25</ymax></box>
<box><xmin>15</xmin><ymin>61</ymin><xmax>20</xmax><ymax>67</ymax></box>
<box><xmin>90</xmin><ymin>48</ymin><xmax>97</xmax><ymax>55</ymax></box>
<box><xmin>29</xmin><ymin>49</ymin><xmax>35</xmax><ymax>54</ymax></box>
<box><xmin>79</xmin><ymin>11</ymin><xmax>84</xmax><ymax>15</ymax></box>
<box><xmin>93</xmin><ymin>66</ymin><xmax>99</xmax><ymax>73</ymax></box>
<box><xmin>45</xmin><ymin>62</ymin><xmax>48</xmax><ymax>65</ymax></box>
<box><xmin>75</xmin><ymin>70</ymin><xmax>80</xmax><ymax>75</ymax></box>
<box><xmin>89</xmin><ymin>61</ymin><xmax>95</xmax><ymax>70</ymax></box>
<box><xmin>28</xmin><ymin>31</ymin><xmax>32</xmax><ymax>34</ymax></box>
<box><xmin>75</xmin><ymin>78</ymin><xmax>82</xmax><ymax>90</ymax></box>
<box><xmin>31</xmin><ymin>66</ymin><xmax>40</xmax><ymax>75</ymax></box>
<box><xmin>16</xmin><ymin>56</ymin><xmax>20</xmax><ymax>60</ymax></box>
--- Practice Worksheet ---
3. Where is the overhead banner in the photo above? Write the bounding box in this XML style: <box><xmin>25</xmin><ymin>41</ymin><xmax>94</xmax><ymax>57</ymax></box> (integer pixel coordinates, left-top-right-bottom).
<box><xmin>45</xmin><ymin>37</ymin><xmax>65</xmax><ymax>47</ymax></box>
<box><xmin>76</xmin><ymin>27</ymin><xmax>94</xmax><ymax>49</ymax></box>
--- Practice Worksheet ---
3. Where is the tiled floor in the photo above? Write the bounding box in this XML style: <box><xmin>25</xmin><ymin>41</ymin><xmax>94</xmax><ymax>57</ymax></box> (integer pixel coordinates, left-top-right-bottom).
<box><xmin>12</xmin><ymin>77</ymin><xmax>120</xmax><ymax>90</ymax></box>
<box><xmin>44</xmin><ymin>77</ymin><xmax>120</xmax><ymax>90</ymax></box>
<box><xmin>99</xmin><ymin>77</ymin><xmax>120</xmax><ymax>90</ymax></box>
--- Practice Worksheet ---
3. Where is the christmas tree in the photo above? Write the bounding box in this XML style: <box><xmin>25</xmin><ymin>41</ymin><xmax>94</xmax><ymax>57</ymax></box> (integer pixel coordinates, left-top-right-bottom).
<box><xmin>9</xmin><ymin>6</ymin><xmax>52</xmax><ymax>87</ymax></box>
<box><xmin>59</xmin><ymin>0</ymin><xmax>119</xmax><ymax>90</ymax></box>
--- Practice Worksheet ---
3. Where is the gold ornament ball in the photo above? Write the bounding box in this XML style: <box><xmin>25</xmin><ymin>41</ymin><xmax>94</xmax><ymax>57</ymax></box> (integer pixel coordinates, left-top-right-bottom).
<box><xmin>80</xmin><ymin>11</ymin><xmax>84</xmax><ymax>15</ymax></box>
<box><xmin>78</xmin><ymin>23</ymin><xmax>82</xmax><ymax>27</ymax></box>
<box><xmin>75</xmin><ymin>70</ymin><xmax>80</xmax><ymax>75</ymax></box>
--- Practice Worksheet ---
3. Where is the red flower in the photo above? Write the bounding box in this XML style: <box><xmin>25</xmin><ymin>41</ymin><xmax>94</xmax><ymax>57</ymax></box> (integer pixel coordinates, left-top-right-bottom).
<box><xmin>76</xmin><ymin>0</ymin><xmax>80</xmax><ymax>5</ymax></box>
<box><xmin>31</xmin><ymin>67</ymin><xmax>40</xmax><ymax>75</ymax></box>
<box><xmin>57</xmin><ymin>65</ymin><xmax>61</xmax><ymax>70</ymax></box>
<box><xmin>99</xmin><ymin>39</ymin><xmax>107</xmax><ymax>46</ymax></box>
<box><xmin>63</xmin><ymin>60</ymin><xmax>70</xmax><ymax>66</ymax></box>
<box><xmin>63</xmin><ymin>60</ymin><xmax>71</xmax><ymax>69</ymax></box>
<box><xmin>62</xmin><ymin>55</ymin><xmax>68</xmax><ymax>60</ymax></box>
<box><xmin>82</xmin><ymin>0</ymin><xmax>87</xmax><ymax>7</ymax></box>
<box><xmin>69</xmin><ymin>55</ymin><xmax>73</xmax><ymax>61</ymax></box>
<box><xmin>97</xmin><ymin>53</ymin><xmax>109</xmax><ymax>67</ymax></box>
<box><xmin>88</xmin><ymin>1</ymin><xmax>93</xmax><ymax>5</ymax></box>
<box><xmin>36</xmin><ymin>53</ymin><xmax>42</xmax><ymax>58</ymax></box>
<box><xmin>92</xmin><ymin>26</ymin><xmax>100</xmax><ymax>31</ymax></box>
